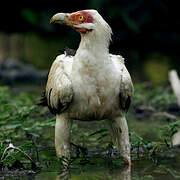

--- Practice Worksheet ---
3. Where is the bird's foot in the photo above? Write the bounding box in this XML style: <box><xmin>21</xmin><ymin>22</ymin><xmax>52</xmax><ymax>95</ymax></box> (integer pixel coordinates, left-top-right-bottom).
<box><xmin>62</xmin><ymin>159</ymin><xmax>70</xmax><ymax>170</ymax></box>
<box><xmin>58</xmin><ymin>156</ymin><xmax>70</xmax><ymax>170</ymax></box>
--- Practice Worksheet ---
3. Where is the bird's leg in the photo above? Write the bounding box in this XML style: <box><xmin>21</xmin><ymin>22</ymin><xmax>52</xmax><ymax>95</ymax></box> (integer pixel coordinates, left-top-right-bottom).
<box><xmin>55</xmin><ymin>114</ymin><xmax>72</xmax><ymax>160</ymax></box>
<box><xmin>108</xmin><ymin>116</ymin><xmax>131</xmax><ymax>166</ymax></box>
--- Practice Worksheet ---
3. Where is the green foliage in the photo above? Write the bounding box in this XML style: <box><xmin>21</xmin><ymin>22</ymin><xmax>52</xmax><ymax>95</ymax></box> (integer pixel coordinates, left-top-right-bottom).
<box><xmin>130</xmin><ymin>132</ymin><xmax>151</xmax><ymax>151</ymax></box>
<box><xmin>0</xmin><ymin>86</ymin><xmax>54</xmax><ymax>170</ymax></box>
<box><xmin>71</xmin><ymin>121</ymin><xmax>111</xmax><ymax>149</ymax></box>
<box><xmin>160</xmin><ymin>121</ymin><xmax>180</xmax><ymax>143</ymax></box>
<box><xmin>0</xmin><ymin>86</ymin><xmax>55</xmax><ymax>141</ymax></box>
<box><xmin>89</xmin><ymin>128</ymin><xmax>109</xmax><ymax>142</ymax></box>
<box><xmin>133</xmin><ymin>84</ymin><xmax>175</xmax><ymax>107</ymax></box>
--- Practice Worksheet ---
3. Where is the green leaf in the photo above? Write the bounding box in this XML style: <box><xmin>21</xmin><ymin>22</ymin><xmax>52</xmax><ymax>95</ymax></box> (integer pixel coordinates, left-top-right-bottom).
<box><xmin>89</xmin><ymin>129</ymin><xmax>108</xmax><ymax>137</ymax></box>
<box><xmin>4</xmin><ymin>123</ymin><xmax>22</xmax><ymax>129</ymax></box>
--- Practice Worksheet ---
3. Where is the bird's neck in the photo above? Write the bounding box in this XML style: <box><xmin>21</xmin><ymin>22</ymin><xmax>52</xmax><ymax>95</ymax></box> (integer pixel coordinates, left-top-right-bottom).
<box><xmin>82</xmin><ymin>33</ymin><xmax>109</xmax><ymax>51</ymax></box>
<box><xmin>75</xmin><ymin>31</ymin><xmax>110</xmax><ymax>65</ymax></box>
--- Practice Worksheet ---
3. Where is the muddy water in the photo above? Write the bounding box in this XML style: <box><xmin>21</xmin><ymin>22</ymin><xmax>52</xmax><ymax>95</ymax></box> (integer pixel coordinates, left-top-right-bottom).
<box><xmin>35</xmin><ymin>165</ymin><xmax>179</xmax><ymax>180</ymax></box>
<box><xmin>4</xmin><ymin>157</ymin><xmax>180</xmax><ymax>180</ymax></box>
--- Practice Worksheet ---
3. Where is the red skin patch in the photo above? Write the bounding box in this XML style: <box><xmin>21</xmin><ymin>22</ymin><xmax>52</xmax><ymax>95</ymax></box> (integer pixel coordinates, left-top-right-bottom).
<box><xmin>69</xmin><ymin>11</ymin><xmax>94</xmax><ymax>33</ymax></box>
<box><xmin>70</xmin><ymin>11</ymin><xmax>94</xmax><ymax>24</ymax></box>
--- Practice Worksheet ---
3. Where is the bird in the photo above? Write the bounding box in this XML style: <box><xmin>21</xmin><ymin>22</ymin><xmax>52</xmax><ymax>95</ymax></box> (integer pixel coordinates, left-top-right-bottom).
<box><xmin>42</xmin><ymin>9</ymin><xmax>134</xmax><ymax>166</ymax></box>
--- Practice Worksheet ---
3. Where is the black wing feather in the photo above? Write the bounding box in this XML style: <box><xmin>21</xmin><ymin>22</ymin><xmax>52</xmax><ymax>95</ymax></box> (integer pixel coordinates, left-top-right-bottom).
<box><xmin>119</xmin><ymin>94</ymin><xmax>131</xmax><ymax>113</ymax></box>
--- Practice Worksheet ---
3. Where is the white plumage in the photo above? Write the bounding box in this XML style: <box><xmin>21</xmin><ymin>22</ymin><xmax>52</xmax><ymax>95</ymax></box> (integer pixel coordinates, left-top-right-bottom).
<box><xmin>44</xmin><ymin>9</ymin><xmax>134</xmax><ymax>165</ymax></box>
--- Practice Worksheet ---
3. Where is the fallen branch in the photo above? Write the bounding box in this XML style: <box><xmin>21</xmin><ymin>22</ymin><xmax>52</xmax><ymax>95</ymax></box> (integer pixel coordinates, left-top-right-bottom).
<box><xmin>0</xmin><ymin>143</ymin><xmax>36</xmax><ymax>169</ymax></box>
<box><xmin>168</xmin><ymin>70</ymin><xmax>180</xmax><ymax>107</ymax></box>
<box><xmin>169</xmin><ymin>70</ymin><xmax>180</xmax><ymax>146</ymax></box>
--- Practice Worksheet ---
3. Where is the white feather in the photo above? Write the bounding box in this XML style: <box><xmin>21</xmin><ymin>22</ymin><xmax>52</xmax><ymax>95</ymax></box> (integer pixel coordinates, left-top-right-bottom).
<box><xmin>73</xmin><ymin>23</ymin><xmax>95</xmax><ymax>30</ymax></box>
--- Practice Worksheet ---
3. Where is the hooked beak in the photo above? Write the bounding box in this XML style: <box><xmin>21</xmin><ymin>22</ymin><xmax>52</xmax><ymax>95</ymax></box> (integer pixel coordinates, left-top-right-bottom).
<box><xmin>50</xmin><ymin>13</ymin><xmax>67</xmax><ymax>24</ymax></box>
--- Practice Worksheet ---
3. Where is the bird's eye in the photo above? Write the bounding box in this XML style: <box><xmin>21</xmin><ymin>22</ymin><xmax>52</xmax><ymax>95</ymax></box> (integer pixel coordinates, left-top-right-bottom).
<box><xmin>79</xmin><ymin>15</ymin><xmax>84</xmax><ymax>21</ymax></box>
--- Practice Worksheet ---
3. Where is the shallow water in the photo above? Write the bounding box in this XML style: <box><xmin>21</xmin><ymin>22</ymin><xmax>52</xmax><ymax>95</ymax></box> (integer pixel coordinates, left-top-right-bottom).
<box><xmin>35</xmin><ymin>148</ymin><xmax>180</xmax><ymax>180</ymax></box>
<box><xmin>3</xmin><ymin>156</ymin><xmax>180</xmax><ymax>180</ymax></box>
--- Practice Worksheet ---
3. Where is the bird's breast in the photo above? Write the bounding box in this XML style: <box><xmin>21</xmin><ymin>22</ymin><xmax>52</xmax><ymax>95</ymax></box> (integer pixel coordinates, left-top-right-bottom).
<box><xmin>69</xmin><ymin>62</ymin><xmax>120</xmax><ymax>120</ymax></box>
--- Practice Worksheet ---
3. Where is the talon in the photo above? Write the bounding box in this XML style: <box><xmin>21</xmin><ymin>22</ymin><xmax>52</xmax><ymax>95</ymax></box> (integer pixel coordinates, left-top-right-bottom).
<box><xmin>62</xmin><ymin>159</ymin><xmax>70</xmax><ymax>170</ymax></box>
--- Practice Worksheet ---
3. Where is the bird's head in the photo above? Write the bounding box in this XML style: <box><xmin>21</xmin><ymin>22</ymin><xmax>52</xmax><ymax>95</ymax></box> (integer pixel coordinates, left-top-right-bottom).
<box><xmin>50</xmin><ymin>10</ymin><xmax>112</xmax><ymax>45</ymax></box>
<box><xmin>50</xmin><ymin>10</ymin><xmax>96</xmax><ymax>34</ymax></box>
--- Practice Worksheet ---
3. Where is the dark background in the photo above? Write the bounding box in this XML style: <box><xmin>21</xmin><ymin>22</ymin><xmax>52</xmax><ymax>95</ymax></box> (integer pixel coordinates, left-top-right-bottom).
<box><xmin>0</xmin><ymin>1</ymin><xmax>179</xmax><ymax>85</ymax></box>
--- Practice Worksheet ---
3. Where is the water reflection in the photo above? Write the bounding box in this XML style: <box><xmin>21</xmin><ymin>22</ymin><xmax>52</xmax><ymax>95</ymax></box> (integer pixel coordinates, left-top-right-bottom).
<box><xmin>55</xmin><ymin>166</ymin><xmax>131</xmax><ymax>180</ymax></box>
<box><xmin>56</xmin><ymin>170</ymin><xmax>70</xmax><ymax>180</ymax></box>
<box><xmin>111</xmin><ymin>166</ymin><xmax>131</xmax><ymax>180</ymax></box>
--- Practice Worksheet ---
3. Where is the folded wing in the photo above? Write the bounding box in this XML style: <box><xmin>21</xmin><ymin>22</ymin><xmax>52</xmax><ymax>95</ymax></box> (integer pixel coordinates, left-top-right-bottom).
<box><xmin>43</xmin><ymin>54</ymin><xmax>73</xmax><ymax>114</ymax></box>
<box><xmin>111</xmin><ymin>54</ymin><xmax>134</xmax><ymax>113</ymax></box>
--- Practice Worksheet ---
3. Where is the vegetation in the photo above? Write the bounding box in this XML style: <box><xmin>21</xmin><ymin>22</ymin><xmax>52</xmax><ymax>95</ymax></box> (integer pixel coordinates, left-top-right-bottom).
<box><xmin>0</xmin><ymin>84</ymin><xmax>180</xmax><ymax>179</ymax></box>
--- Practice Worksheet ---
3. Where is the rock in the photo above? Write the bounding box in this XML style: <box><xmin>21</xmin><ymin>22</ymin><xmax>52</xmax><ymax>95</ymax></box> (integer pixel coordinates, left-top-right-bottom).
<box><xmin>0</xmin><ymin>58</ymin><xmax>48</xmax><ymax>84</ymax></box>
